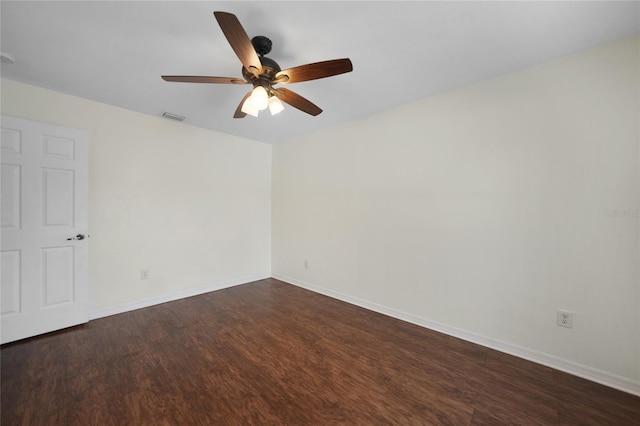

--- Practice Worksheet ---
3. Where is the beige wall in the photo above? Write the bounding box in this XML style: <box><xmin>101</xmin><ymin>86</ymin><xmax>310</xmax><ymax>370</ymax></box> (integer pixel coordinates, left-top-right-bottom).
<box><xmin>2</xmin><ymin>35</ymin><xmax>638</xmax><ymax>391</ymax></box>
<box><xmin>272</xmin><ymin>36</ymin><xmax>640</xmax><ymax>385</ymax></box>
<box><xmin>1</xmin><ymin>79</ymin><xmax>272</xmax><ymax>312</ymax></box>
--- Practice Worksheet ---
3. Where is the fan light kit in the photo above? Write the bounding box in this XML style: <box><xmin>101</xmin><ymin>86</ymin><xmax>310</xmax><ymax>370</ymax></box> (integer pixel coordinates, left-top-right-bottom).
<box><xmin>162</xmin><ymin>12</ymin><xmax>353</xmax><ymax>118</ymax></box>
<box><xmin>240</xmin><ymin>85</ymin><xmax>285</xmax><ymax>117</ymax></box>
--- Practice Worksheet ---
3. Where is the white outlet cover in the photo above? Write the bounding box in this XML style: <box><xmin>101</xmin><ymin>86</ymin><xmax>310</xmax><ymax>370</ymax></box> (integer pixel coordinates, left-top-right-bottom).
<box><xmin>557</xmin><ymin>310</ymin><xmax>574</xmax><ymax>328</ymax></box>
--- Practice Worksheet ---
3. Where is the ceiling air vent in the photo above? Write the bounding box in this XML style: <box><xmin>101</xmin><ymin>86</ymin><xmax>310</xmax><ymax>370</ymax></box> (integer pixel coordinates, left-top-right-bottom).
<box><xmin>161</xmin><ymin>112</ymin><xmax>185</xmax><ymax>122</ymax></box>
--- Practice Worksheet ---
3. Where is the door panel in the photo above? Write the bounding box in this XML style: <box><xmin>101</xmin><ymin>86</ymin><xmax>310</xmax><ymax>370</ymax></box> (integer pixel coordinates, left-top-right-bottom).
<box><xmin>42</xmin><ymin>246</ymin><xmax>75</xmax><ymax>306</ymax></box>
<box><xmin>1</xmin><ymin>127</ymin><xmax>22</xmax><ymax>153</ymax></box>
<box><xmin>1</xmin><ymin>115</ymin><xmax>89</xmax><ymax>344</ymax></box>
<box><xmin>1</xmin><ymin>164</ymin><xmax>21</xmax><ymax>229</ymax></box>
<box><xmin>43</xmin><ymin>168</ymin><xmax>75</xmax><ymax>226</ymax></box>
<box><xmin>1</xmin><ymin>250</ymin><xmax>21</xmax><ymax>315</ymax></box>
<box><xmin>43</xmin><ymin>134</ymin><xmax>75</xmax><ymax>160</ymax></box>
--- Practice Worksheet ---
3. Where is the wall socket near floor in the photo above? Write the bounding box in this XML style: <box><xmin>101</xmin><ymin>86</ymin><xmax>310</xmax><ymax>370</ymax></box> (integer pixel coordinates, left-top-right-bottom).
<box><xmin>557</xmin><ymin>310</ymin><xmax>574</xmax><ymax>328</ymax></box>
<box><xmin>141</xmin><ymin>269</ymin><xmax>150</xmax><ymax>280</ymax></box>
<box><xmin>304</xmin><ymin>259</ymin><xmax>310</xmax><ymax>269</ymax></box>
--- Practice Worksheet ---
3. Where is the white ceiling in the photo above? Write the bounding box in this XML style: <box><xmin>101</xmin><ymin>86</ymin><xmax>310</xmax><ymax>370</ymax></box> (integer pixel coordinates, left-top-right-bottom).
<box><xmin>1</xmin><ymin>1</ymin><xmax>638</xmax><ymax>144</ymax></box>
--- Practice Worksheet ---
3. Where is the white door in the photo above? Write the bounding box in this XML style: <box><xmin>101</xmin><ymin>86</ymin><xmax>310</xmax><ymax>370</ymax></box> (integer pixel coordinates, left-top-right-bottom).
<box><xmin>1</xmin><ymin>115</ymin><xmax>89</xmax><ymax>344</ymax></box>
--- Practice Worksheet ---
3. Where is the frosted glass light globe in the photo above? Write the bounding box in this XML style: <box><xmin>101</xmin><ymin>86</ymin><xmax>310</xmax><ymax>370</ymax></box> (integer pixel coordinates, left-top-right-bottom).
<box><xmin>268</xmin><ymin>96</ymin><xmax>285</xmax><ymax>115</ymax></box>
<box><xmin>250</xmin><ymin>86</ymin><xmax>269</xmax><ymax>111</ymax></box>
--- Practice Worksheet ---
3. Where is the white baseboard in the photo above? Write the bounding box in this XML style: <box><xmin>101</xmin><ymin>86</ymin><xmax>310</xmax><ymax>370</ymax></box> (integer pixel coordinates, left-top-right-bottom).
<box><xmin>272</xmin><ymin>273</ymin><xmax>640</xmax><ymax>397</ymax></box>
<box><xmin>89</xmin><ymin>274</ymin><xmax>270</xmax><ymax>320</ymax></box>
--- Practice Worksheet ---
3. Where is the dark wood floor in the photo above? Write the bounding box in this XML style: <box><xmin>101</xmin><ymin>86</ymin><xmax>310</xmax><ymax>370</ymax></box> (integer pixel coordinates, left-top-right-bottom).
<box><xmin>2</xmin><ymin>278</ymin><xmax>639</xmax><ymax>425</ymax></box>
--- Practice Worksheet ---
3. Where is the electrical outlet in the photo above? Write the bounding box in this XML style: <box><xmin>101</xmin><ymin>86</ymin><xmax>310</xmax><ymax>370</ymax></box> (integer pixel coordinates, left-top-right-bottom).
<box><xmin>557</xmin><ymin>310</ymin><xmax>573</xmax><ymax>328</ymax></box>
<box><xmin>141</xmin><ymin>269</ymin><xmax>150</xmax><ymax>280</ymax></box>
<box><xmin>304</xmin><ymin>260</ymin><xmax>309</xmax><ymax>269</ymax></box>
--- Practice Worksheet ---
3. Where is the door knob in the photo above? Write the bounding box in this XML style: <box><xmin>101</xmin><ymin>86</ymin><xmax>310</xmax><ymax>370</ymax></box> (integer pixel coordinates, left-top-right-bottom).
<box><xmin>67</xmin><ymin>234</ymin><xmax>87</xmax><ymax>241</ymax></box>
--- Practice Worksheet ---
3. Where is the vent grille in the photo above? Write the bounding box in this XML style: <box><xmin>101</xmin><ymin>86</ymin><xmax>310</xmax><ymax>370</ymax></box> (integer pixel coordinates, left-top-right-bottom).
<box><xmin>161</xmin><ymin>112</ymin><xmax>185</xmax><ymax>121</ymax></box>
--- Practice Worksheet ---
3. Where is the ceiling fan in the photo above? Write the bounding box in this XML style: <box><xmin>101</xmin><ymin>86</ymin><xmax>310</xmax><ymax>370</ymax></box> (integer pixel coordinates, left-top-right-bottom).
<box><xmin>162</xmin><ymin>11</ymin><xmax>353</xmax><ymax>118</ymax></box>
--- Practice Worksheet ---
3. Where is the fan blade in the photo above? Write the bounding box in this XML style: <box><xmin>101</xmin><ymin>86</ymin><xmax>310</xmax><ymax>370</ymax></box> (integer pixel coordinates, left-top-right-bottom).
<box><xmin>274</xmin><ymin>88</ymin><xmax>322</xmax><ymax>116</ymax></box>
<box><xmin>274</xmin><ymin>59</ymin><xmax>352</xmax><ymax>84</ymax></box>
<box><xmin>213</xmin><ymin>12</ymin><xmax>262</xmax><ymax>77</ymax></box>
<box><xmin>233</xmin><ymin>92</ymin><xmax>252</xmax><ymax>119</ymax></box>
<box><xmin>162</xmin><ymin>76</ymin><xmax>247</xmax><ymax>84</ymax></box>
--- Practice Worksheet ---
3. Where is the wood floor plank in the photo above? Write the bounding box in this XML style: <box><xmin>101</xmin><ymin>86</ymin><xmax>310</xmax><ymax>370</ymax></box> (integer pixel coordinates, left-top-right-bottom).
<box><xmin>2</xmin><ymin>278</ymin><xmax>639</xmax><ymax>425</ymax></box>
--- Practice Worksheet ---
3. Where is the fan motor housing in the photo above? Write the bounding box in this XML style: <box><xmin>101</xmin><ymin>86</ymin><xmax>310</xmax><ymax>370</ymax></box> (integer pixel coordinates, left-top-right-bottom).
<box><xmin>242</xmin><ymin>55</ymin><xmax>281</xmax><ymax>81</ymax></box>
<box><xmin>260</xmin><ymin>56</ymin><xmax>281</xmax><ymax>73</ymax></box>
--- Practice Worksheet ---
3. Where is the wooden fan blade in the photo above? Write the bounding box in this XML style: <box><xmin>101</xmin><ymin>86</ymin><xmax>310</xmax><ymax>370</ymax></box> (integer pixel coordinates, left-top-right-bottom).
<box><xmin>162</xmin><ymin>76</ymin><xmax>247</xmax><ymax>84</ymax></box>
<box><xmin>233</xmin><ymin>92</ymin><xmax>252</xmax><ymax>119</ymax></box>
<box><xmin>274</xmin><ymin>59</ymin><xmax>352</xmax><ymax>84</ymax></box>
<box><xmin>213</xmin><ymin>12</ymin><xmax>262</xmax><ymax>77</ymax></box>
<box><xmin>274</xmin><ymin>88</ymin><xmax>322</xmax><ymax>116</ymax></box>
